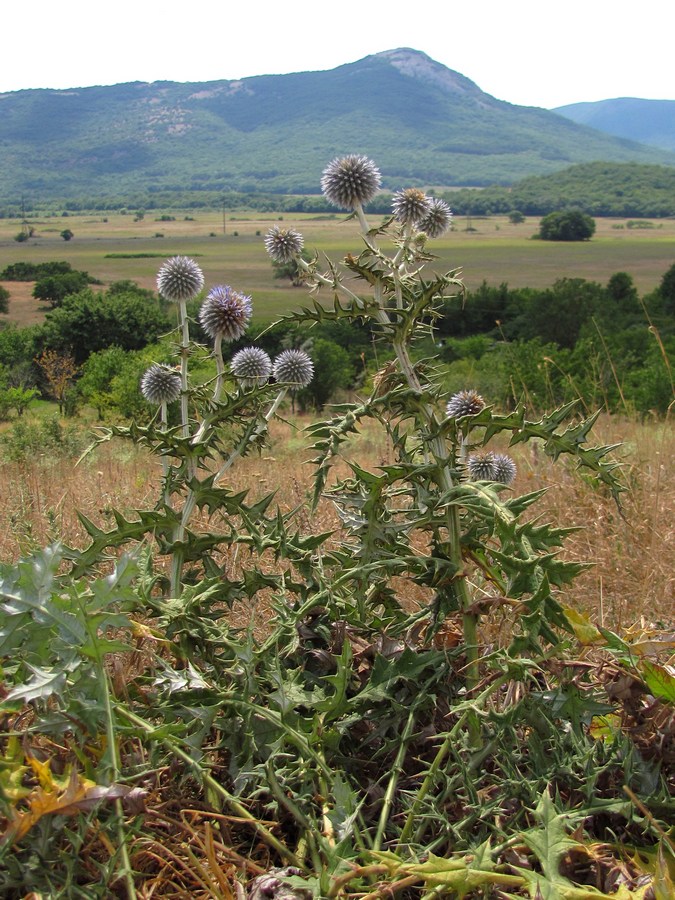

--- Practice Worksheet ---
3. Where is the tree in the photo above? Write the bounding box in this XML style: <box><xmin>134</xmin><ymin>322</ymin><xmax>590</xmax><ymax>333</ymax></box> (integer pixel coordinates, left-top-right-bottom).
<box><xmin>0</xmin><ymin>285</ymin><xmax>9</xmax><ymax>314</ymax></box>
<box><xmin>508</xmin><ymin>210</ymin><xmax>525</xmax><ymax>224</ymax></box>
<box><xmin>60</xmin><ymin>228</ymin><xmax>74</xmax><ymax>241</ymax></box>
<box><xmin>33</xmin><ymin>272</ymin><xmax>90</xmax><ymax>309</ymax></box>
<box><xmin>297</xmin><ymin>338</ymin><xmax>352</xmax><ymax>409</ymax></box>
<box><xmin>538</xmin><ymin>209</ymin><xmax>595</xmax><ymax>241</ymax></box>
<box><xmin>35</xmin><ymin>349</ymin><xmax>79</xmax><ymax>413</ymax></box>
<box><xmin>658</xmin><ymin>262</ymin><xmax>675</xmax><ymax>315</ymax></box>
<box><xmin>0</xmin><ymin>386</ymin><xmax>38</xmax><ymax>418</ymax></box>
<box><xmin>40</xmin><ymin>288</ymin><xmax>172</xmax><ymax>364</ymax></box>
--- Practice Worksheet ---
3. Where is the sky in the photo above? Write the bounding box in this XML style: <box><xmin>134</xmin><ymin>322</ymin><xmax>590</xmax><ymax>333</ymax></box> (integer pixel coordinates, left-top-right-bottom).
<box><xmin>3</xmin><ymin>0</ymin><xmax>673</xmax><ymax>108</ymax></box>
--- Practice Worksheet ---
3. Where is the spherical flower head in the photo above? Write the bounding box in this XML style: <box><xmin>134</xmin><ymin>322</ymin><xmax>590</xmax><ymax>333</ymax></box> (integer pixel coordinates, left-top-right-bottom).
<box><xmin>156</xmin><ymin>256</ymin><xmax>204</xmax><ymax>303</ymax></box>
<box><xmin>264</xmin><ymin>226</ymin><xmax>304</xmax><ymax>263</ymax></box>
<box><xmin>392</xmin><ymin>188</ymin><xmax>432</xmax><ymax>226</ymax></box>
<box><xmin>140</xmin><ymin>363</ymin><xmax>181</xmax><ymax>405</ymax></box>
<box><xmin>273</xmin><ymin>349</ymin><xmax>314</xmax><ymax>388</ymax></box>
<box><xmin>446</xmin><ymin>390</ymin><xmax>486</xmax><ymax>419</ymax></box>
<box><xmin>467</xmin><ymin>452</ymin><xmax>498</xmax><ymax>481</ymax></box>
<box><xmin>199</xmin><ymin>285</ymin><xmax>252</xmax><ymax>342</ymax></box>
<box><xmin>493</xmin><ymin>453</ymin><xmax>517</xmax><ymax>485</ymax></box>
<box><xmin>321</xmin><ymin>155</ymin><xmax>382</xmax><ymax>210</ymax></box>
<box><xmin>418</xmin><ymin>198</ymin><xmax>453</xmax><ymax>238</ymax></box>
<box><xmin>231</xmin><ymin>346</ymin><xmax>272</xmax><ymax>388</ymax></box>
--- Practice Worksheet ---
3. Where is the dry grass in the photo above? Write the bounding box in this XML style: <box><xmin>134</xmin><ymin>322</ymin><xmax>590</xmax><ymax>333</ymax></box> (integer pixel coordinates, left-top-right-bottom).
<box><xmin>0</xmin><ymin>411</ymin><xmax>672</xmax><ymax>631</ymax></box>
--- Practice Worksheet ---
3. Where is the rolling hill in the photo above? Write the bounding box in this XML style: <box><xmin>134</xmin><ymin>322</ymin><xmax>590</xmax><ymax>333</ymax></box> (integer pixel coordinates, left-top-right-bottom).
<box><xmin>554</xmin><ymin>98</ymin><xmax>675</xmax><ymax>152</ymax></box>
<box><xmin>1</xmin><ymin>48</ymin><xmax>674</xmax><ymax>203</ymax></box>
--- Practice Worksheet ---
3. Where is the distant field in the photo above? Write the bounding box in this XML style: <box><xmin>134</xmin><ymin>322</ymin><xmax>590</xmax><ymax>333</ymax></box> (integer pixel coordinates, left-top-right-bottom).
<box><xmin>2</xmin><ymin>211</ymin><xmax>674</xmax><ymax>327</ymax></box>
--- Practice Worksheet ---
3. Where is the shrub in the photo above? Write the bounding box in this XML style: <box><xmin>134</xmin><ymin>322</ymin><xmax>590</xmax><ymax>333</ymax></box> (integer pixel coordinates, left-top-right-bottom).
<box><xmin>538</xmin><ymin>208</ymin><xmax>596</xmax><ymax>241</ymax></box>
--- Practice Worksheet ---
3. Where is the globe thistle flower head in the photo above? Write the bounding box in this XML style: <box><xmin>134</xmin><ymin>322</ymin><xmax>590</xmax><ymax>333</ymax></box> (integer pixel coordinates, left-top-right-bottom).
<box><xmin>264</xmin><ymin>226</ymin><xmax>304</xmax><ymax>263</ymax></box>
<box><xmin>493</xmin><ymin>453</ymin><xmax>517</xmax><ymax>485</ymax></box>
<box><xmin>231</xmin><ymin>346</ymin><xmax>272</xmax><ymax>388</ymax></box>
<box><xmin>467</xmin><ymin>452</ymin><xmax>498</xmax><ymax>481</ymax></box>
<box><xmin>199</xmin><ymin>285</ymin><xmax>252</xmax><ymax>342</ymax></box>
<box><xmin>321</xmin><ymin>155</ymin><xmax>382</xmax><ymax>210</ymax></box>
<box><xmin>141</xmin><ymin>363</ymin><xmax>181</xmax><ymax>405</ymax></box>
<box><xmin>273</xmin><ymin>349</ymin><xmax>314</xmax><ymax>388</ymax></box>
<box><xmin>446</xmin><ymin>390</ymin><xmax>486</xmax><ymax>419</ymax></box>
<box><xmin>156</xmin><ymin>256</ymin><xmax>204</xmax><ymax>302</ymax></box>
<box><xmin>418</xmin><ymin>198</ymin><xmax>453</xmax><ymax>238</ymax></box>
<box><xmin>392</xmin><ymin>188</ymin><xmax>432</xmax><ymax>225</ymax></box>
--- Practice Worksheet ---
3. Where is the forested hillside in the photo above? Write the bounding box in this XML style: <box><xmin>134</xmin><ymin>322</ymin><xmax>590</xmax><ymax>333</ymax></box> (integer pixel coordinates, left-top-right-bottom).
<box><xmin>1</xmin><ymin>49</ymin><xmax>674</xmax><ymax>202</ymax></box>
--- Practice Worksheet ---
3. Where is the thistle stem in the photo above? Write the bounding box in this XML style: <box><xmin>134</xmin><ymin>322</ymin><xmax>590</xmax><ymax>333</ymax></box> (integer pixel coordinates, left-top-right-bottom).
<box><xmin>178</xmin><ymin>300</ymin><xmax>190</xmax><ymax>438</ymax></box>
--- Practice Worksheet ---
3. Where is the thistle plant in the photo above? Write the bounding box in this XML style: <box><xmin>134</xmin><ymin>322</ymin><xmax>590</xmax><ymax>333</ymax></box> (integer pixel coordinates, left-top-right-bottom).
<box><xmin>262</xmin><ymin>155</ymin><xmax>623</xmax><ymax>727</ymax></box>
<box><xmin>74</xmin><ymin>257</ymin><xmax>314</xmax><ymax>600</ymax></box>
<box><xmin>5</xmin><ymin>158</ymin><xmax>670</xmax><ymax>899</ymax></box>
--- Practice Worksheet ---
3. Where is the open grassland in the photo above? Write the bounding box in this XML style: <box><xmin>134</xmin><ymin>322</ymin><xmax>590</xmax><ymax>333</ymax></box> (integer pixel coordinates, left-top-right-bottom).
<box><xmin>2</xmin><ymin>211</ymin><xmax>675</xmax><ymax>327</ymax></box>
<box><xmin>0</xmin><ymin>412</ymin><xmax>672</xmax><ymax>631</ymax></box>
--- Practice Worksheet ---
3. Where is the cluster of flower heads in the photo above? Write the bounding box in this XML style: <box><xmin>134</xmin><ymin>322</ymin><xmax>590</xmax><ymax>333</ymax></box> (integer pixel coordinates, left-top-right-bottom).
<box><xmin>230</xmin><ymin>346</ymin><xmax>314</xmax><ymax>390</ymax></box>
<box><xmin>466</xmin><ymin>452</ymin><xmax>517</xmax><ymax>486</ymax></box>
<box><xmin>446</xmin><ymin>390</ymin><xmax>516</xmax><ymax>485</ymax></box>
<box><xmin>143</xmin><ymin>256</ymin><xmax>313</xmax><ymax>403</ymax></box>
<box><xmin>263</xmin><ymin>156</ymin><xmax>453</xmax><ymax>269</ymax></box>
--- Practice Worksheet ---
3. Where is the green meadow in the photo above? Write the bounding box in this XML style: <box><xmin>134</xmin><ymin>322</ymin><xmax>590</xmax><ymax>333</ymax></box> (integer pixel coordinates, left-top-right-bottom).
<box><xmin>2</xmin><ymin>211</ymin><xmax>675</xmax><ymax>327</ymax></box>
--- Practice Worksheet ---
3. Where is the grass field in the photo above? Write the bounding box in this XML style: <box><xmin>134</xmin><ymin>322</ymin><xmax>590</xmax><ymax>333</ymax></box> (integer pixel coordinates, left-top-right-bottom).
<box><xmin>2</xmin><ymin>211</ymin><xmax>675</xmax><ymax>327</ymax></box>
<box><xmin>0</xmin><ymin>411</ymin><xmax>672</xmax><ymax>630</ymax></box>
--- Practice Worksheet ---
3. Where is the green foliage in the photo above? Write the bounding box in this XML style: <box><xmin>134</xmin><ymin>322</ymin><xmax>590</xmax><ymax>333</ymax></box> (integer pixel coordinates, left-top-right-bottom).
<box><xmin>0</xmin><ymin>284</ymin><xmax>9</xmax><ymax>314</ymax></box>
<box><xmin>39</xmin><ymin>286</ymin><xmax>172</xmax><ymax>363</ymax></box>
<box><xmin>539</xmin><ymin>209</ymin><xmax>596</xmax><ymax>241</ymax></box>
<box><xmin>0</xmin><ymin>385</ymin><xmax>38</xmax><ymax>420</ymax></box>
<box><xmin>297</xmin><ymin>337</ymin><xmax>352</xmax><ymax>409</ymax></box>
<box><xmin>1</xmin><ymin>260</ymin><xmax>74</xmax><ymax>281</ymax></box>
<box><xmin>59</xmin><ymin>227</ymin><xmax>74</xmax><ymax>241</ymax></box>
<box><xmin>32</xmin><ymin>271</ymin><xmax>90</xmax><ymax>309</ymax></box>
<box><xmin>447</xmin><ymin>162</ymin><xmax>675</xmax><ymax>217</ymax></box>
<box><xmin>0</xmin><ymin>415</ymin><xmax>86</xmax><ymax>462</ymax></box>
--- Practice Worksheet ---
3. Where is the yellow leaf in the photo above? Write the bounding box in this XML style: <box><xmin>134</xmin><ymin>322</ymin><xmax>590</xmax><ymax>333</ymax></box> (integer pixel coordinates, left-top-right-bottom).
<box><xmin>589</xmin><ymin>714</ymin><xmax>622</xmax><ymax>742</ymax></box>
<box><xmin>562</xmin><ymin>607</ymin><xmax>603</xmax><ymax>645</ymax></box>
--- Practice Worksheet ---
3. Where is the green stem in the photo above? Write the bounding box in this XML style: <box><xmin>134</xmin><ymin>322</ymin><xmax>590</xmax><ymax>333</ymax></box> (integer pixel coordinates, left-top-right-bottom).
<box><xmin>373</xmin><ymin>709</ymin><xmax>415</xmax><ymax>851</ymax></box>
<box><xmin>116</xmin><ymin>704</ymin><xmax>301</xmax><ymax>868</ymax></box>
<box><xmin>390</xmin><ymin>333</ymin><xmax>480</xmax><ymax>740</ymax></box>
<box><xmin>397</xmin><ymin>673</ymin><xmax>510</xmax><ymax>848</ymax></box>
<box><xmin>178</xmin><ymin>300</ymin><xmax>190</xmax><ymax>439</ymax></box>
<box><xmin>87</xmin><ymin>611</ymin><xmax>137</xmax><ymax>900</ymax></box>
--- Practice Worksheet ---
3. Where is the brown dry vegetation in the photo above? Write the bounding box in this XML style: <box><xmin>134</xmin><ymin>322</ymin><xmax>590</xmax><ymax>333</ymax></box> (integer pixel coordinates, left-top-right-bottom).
<box><xmin>1</xmin><ymin>411</ymin><xmax>672</xmax><ymax>630</ymax></box>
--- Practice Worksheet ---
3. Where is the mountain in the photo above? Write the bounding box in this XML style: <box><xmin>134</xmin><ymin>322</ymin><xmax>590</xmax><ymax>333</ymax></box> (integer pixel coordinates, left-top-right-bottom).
<box><xmin>554</xmin><ymin>98</ymin><xmax>675</xmax><ymax>152</ymax></box>
<box><xmin>1</xmin><ymin>49</ymin><xmax>674</xmax><ymax>203</ymax></box>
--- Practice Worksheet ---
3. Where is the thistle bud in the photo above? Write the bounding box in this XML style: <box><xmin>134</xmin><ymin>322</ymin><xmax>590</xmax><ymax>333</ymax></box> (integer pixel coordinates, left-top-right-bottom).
<box><xmin>392</xmin><ymin>188</ymin><xmax>432</xmax><ymax>225</ymax></box>
<box><xmin>156</xmin><ymin>256</ymin><xmax>204</xmax><ymax>302</ymax></box>
<box><xmin>446</xmin><ymin>390</ymin><xmax>485</xmax><ymax>419</ymax></box>
<box><xmin>467</xmin><ymin>452</ymin><xmax>498</xmax><ymax>481</ymax></box>
<box><xmin>199</xmin><ymin>285</ymin><xmax>252</xmax><ymax>342</ymax></box>
<box><xmin>418</xmin><ymin>198</ymin><xmax>453</xmax><ymax>238</ymax></box>
<box><xmin>493</xmin><ymin>453</ymin><xmax>517</xmax><ymax>485</ymax></box>
<box><xmin>321</xmin><ymin>155</ymin><xmax>381</xmax><ymax>209</ymax></box>
<box><xmin>231</xmin><ymin>346</ymin><xmax>273</xmax><ymax>388</ymax></box>
<box><xmin>264</xmin><ymin>226</ymin><xmax>304</xmax><ymax>263</ymax></box>
<box><xmin>140</xmin><ymin>364</ymin><xmax>181</xmax><ymax>405</ymax></box>
<box><xmin>273</xmin><ymin>349</ymin><xmax>314</xmax><ymax>388</ymax></box>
